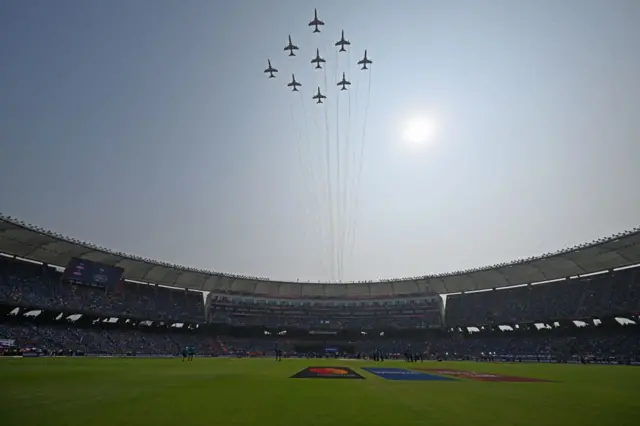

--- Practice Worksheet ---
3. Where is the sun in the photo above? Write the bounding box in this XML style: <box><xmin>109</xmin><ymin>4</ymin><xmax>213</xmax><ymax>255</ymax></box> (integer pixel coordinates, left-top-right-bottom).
<box><xmin>402</xmin><ymin>116</ymin><xmax>437</xmax><ymax>148</ymax></box>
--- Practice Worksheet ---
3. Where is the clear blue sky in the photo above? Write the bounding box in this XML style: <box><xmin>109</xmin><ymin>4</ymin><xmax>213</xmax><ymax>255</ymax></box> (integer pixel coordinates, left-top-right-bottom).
<box><xmin>1</xmin><ymin>0</ymin><xmax>639</xmax><ymax>283</ymax></box>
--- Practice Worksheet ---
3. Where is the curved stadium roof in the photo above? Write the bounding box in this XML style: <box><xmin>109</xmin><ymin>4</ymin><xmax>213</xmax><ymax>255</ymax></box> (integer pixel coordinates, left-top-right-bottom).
<box><xmin>1</xmin><ymin>214</ymin><xmax>639</xmax><ymax>298</ymax></box>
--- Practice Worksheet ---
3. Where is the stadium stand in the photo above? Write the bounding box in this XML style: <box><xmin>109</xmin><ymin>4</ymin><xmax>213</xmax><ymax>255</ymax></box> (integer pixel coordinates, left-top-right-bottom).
<box><xmin>0</xmin><ymin>257</ymin><xmax>205</xmax><ymax>323</ymax></box>
<box><xmin>0</xmin><ymin>214</ymin><xmax>639</xmax><ymax>363</ymax></box>
<box><xmin>2</xmin><ymin>323</ymin><xmax>638</xmax><ymax>364</ymax></box>
<box><xmin>0</xmin><ymin>324</ymin><xmax>215</xmax><ymax>355</ymax></box>
<box><xmin>207</xmin><ymin>294</ymin><xmax>443</xmax><ymax>329</ymax></box>
<box><xmin>445</xmin><ymin>268</ymin><xmax>640</xmax><ymax>326</ymax></box>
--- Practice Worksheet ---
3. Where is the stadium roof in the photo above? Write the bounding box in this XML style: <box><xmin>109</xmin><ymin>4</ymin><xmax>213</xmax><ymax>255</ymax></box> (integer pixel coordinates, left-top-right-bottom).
<box><xmin>1</xmin><ymin>214</ymin><xmax>639</xmax><ymax>298</ymax></box>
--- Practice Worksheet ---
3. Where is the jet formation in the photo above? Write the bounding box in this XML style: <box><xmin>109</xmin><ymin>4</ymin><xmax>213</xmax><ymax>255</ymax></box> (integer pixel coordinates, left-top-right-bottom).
<box><xmin>264</xmin><ymin>9</ymin><xmax>372</xmax><ymax>103</ymax></box>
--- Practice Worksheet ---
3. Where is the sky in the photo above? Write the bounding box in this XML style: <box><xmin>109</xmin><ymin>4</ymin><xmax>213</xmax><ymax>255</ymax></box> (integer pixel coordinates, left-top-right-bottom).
<box><xmin>1</xmin><ymin>0</ymin><xmax>640</xmax><ymax>284</ymax></box>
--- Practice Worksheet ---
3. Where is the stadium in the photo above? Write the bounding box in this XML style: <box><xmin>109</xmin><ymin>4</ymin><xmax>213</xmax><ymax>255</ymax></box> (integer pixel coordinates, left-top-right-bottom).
<box><xmin>1</xmin><ymin>214</ymin><xmax>640</xmax><ymax>426</ymax></box>
<box><xmin>3</xmin><ymin>3</ymin><xmax>640</xmax><ymax>426</ymax></box>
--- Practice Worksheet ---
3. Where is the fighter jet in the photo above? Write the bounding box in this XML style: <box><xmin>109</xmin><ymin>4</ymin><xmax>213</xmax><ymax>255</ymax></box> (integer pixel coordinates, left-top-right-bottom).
<box><xmin>335</xmin><ymin>30</ymin><xmax>351</xmax><ymax>52</ymax></box>
<box><xmin>308</xmin><ymin>8</ymin><xmax>324</xmax><ymax>33</ymax></box>
<box><xmin>357</xmin><ymin>50</ymin><xmax>372</xmax><ymax>70</ymax></box>
<box><xmin>311</xmin><ymin>48</ymin><xmax>326</xmax><ymax>69</ymax></box>
<box><xmin>264</xmin><ymin>59</ymin><xmax>278</xmax><ymax>78</ymax></box>
<box><xmin>284</xmin><ymin>35</ymin><xmax>299</xmax><ymax>57</ymax></box>
<box><xmin>312</xmin><ymin>87</ymin><xmax>327</xmax><ymax>104</ymax></box>
<box><xmin>337</xmin><ymin>72</ymin><xmax>351</xmax><ymax>91</ymax></box>
<box><xmin>287</xmin><ymin>74</ymin><xmax>302</xmax><ymax>92</ymax></box>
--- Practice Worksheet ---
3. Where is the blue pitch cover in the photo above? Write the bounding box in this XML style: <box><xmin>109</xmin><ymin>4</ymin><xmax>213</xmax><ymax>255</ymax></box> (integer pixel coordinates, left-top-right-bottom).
<box><xmin>362</xmin><ymin>367</ymin><xmax>457</xmax><ymax>381</ymax></box>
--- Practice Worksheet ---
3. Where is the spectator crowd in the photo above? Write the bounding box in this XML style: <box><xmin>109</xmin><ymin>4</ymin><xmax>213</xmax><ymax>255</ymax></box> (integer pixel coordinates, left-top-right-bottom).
<box><xmin>1</xmin><ymin>324</ymin><xmax>638</xmax><ymax>363</ymax></box>
<box><xmin>1</xmin><ymin>255</ymin><xmax>639</xmax><ymax>362</ymax></box>
<box><xmin>446</xmin><ymin>268</ymin><xmax>640</xmax><ymax>326</ymax></box>
<box><xmin>208</xmin><ymin>295</ymin><xmax>442</xmax><ymax>330</ymax></box>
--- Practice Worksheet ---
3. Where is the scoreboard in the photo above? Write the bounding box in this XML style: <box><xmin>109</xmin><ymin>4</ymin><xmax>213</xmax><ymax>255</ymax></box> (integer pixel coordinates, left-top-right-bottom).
<box><xmin>61</xmin><ymin>258</ymin><xmax>124</xmax><ymax>290</ymax></box>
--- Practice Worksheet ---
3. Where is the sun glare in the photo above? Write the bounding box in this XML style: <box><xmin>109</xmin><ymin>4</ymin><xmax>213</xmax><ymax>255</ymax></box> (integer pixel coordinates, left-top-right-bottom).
<box><xmin>402</xmin><ymin>116</ymin><xmax>437</xmax><ymax>148</ymax></box>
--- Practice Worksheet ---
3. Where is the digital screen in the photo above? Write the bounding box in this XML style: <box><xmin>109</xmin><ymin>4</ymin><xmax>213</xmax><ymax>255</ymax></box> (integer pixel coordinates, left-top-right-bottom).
<box><xmin>0</xmin><ymin>339</ymin><xmax>15</xmax><ymax>347</ymax></box>
<box><xmin>62</xmin><ymin>258</ymin><xmax>123</xmax><ymax>290</ymax></box>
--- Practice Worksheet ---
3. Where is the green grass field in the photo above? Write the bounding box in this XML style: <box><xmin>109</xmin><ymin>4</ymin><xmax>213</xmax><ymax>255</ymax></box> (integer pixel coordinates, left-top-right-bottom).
<box><xmin>1</xmin><ymin>357</ymin><xmax>638</xmax><ymax>426</ymax></box>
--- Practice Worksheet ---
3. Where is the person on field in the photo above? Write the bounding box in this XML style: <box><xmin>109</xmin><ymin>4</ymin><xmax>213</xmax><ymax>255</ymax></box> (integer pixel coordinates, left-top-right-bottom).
<box><xmin>182</xmin><ymin>346</ymin><xmax>189</xmax><ymax>362</ymax></box>
<box><xmin>274</xmin><ymin>343</ymin><xmax>282</xmax><ymax>361</ymax></box>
